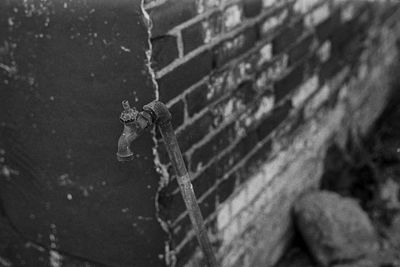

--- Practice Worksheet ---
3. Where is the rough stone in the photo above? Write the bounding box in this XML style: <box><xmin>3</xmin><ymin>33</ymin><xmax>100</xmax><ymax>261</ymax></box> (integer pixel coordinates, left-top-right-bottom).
<box><xmin>294</xmin><ymin>191</ymin><xmax>379</xmax><ymax>266</ymax></box>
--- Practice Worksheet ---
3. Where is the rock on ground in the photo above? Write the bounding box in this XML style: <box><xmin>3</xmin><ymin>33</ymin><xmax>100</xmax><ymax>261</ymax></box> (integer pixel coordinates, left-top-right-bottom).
<box><xmin>293</xmin><ymin>191</ymin><xmax>379</xmax><ymax>267</ymax></box>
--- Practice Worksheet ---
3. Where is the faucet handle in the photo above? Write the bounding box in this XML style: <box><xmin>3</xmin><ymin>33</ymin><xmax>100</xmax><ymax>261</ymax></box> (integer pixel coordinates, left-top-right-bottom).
<box><xmin>120</xmin><ymin>100</ymin><xmax>138</xmax><ymax>123</ymax></box>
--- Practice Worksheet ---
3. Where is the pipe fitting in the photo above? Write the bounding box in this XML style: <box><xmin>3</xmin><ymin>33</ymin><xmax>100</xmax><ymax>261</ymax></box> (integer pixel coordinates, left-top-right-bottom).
<box><xmin>143</xmin><ymin>101</ymin><xmax>171</xmax><ymax>126</ymax></box>
<box><xmin>116</xmin><ymin>100</ymin><xmax>171</xmax><ymax>162</ymax></box>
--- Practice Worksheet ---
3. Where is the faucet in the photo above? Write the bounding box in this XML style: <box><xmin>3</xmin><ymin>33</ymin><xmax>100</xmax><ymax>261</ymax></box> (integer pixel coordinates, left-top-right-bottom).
<box><xmin>116</xmin><ymin>100</ymin><xmax>218</xmax><ymax>267</ymax></box>
<box><xmin>116</xmin><ymin>100</ymin><xmax>153</xmax><ymax>162</ymax></box>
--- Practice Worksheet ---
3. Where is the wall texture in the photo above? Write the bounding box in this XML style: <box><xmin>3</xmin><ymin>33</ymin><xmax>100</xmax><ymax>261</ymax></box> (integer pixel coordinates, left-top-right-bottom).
<box><xmin>1</xmin><ymin>0</ymin><xmax>400</xmax><ymax>266</ymax></box>
<box><xmin>145</xmin><ymin>0</ymin><xmax>400</xmax><ymax>266</ymax></box>
<box><xmin>0</xmin><ymin>1</ymin><xmax>166</xmax><ymax>266</ymax></box>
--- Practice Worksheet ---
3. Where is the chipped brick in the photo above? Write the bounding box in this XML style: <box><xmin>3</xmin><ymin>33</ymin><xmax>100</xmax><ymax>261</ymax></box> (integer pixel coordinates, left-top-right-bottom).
<box><xmin>223</xmin><ymin>4</ymin><xmax>243</xmax><ymax>31</ymax></box>
<box><xmin>203</xmin><ymin>11</ymin><xmax>223</xmax><ymax>43</ymax></box>
<box><xmin>213</xmin><ymin>26</ymin><xmax>258</xmax><ymax>67</ymax></box>
<box><xmin>259</xmin><ymin>8</ymin><xmax>289</xmax><ymax>37</ymax></box>
<box><xmin>197</xmin><ymin>0</ymin><xmax>221</xmax><ymax>13</ymax></box>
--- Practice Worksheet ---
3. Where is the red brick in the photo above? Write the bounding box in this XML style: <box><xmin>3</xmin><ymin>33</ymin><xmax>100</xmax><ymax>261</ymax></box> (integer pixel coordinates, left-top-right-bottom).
<box><xmin>162</xmin><ymin>191</ymin><xmax>186</xmax><ymax>223</ymax></box>
<box><xmin>172</xmin><ymin>208</ymin><xmax>217</xmax><ymax>247</ymax></box>
<box><xmin>315</xmin><ymin>9</ymin><xmax>341</xmax><ymax>41</ymax></box>
<box><xmin>216</xmin><ymin>131</ymin><xmax>258</xmax><ymax>177</ymax></box>
<box><xmin>149</xmin><ymin>0</ymin><xmax>198</xmax><ymax>37</ymax></box>
<box><xmin>181</xmin><ymin>21</ymin><xmax>206</xmax><ymax>54</ymax></box>
<box><xmin>169</xmin><ymin>99</ymin><xmax>185</xmax><ymax>129</ymax></box>
<box><xmin>186</xmin><ymin>82</ymin><xmax>209</xmax><ymax>117</ymax></box>
<box><xmin>189</xmin><ymin>129</ymin><xmax>257</xmax><ymax>200</ymax></box>
<box><xmin>190</xmin><ymin>122</ymin><xmax>237</xmax><ymax>172</ymax></box>
<box><xmin>329</xmin><ymin>11</ymin><xmax>370</xmax><ymax>50</ymax></box>
<box><xmin>222</xmin><ymin>4</ymin><xmax>243</xmax><ymax>32</ymax></box>
<box><xmin>236</xmin><ymin>81</ymin><xmax>258</xmax><ymax>105</ymax></box>
<box><xmin>256</xmin><ymin>100</ymin><xmax>292</xmax><ymax>141</ymax></box>
<box><xmin>217</xmin><ymin>172</ymin><xmax>238</xmax><ymax>204</ymax></box>
<box><xmin>181</xmin><ymin>11</ymin><xmax>223</xmax><ymax>54</ymax></box>
<box><xmin>202</xmin><ymin>11</ymin><xmax>223</xmax><ymax>43</ymax></box>
<box><xmin>288</xmin><ymin>34</ymin><xmax>314</xmax><ymax>65</ymax></box>
<box><xmin>238</xmin><ymin>90</ymin><xmax>274</xmax><ymax>129</ymax></box>
<box><xmin>318</xmin><ymin>54</ymin><xmax>344</xmax><ymax>84</ymax></box>
<box><xmin>199</xmin><ymin>190</ymin><xmax>217</xmax><ymax>219</ymax></box>
<box><xmin>258</xmin><ymin>7</ymin><xmax>289</xmax><ymax>38</ymax></box>
<box><xmin>175</xmin><ymin>237</ymin><xmax>198</xmax><ymax>266</ymax></box>
<box><xmin>211</xmin><ymin>81</ymin><xmax>257</xmax><ymax>127</ymax></box>
<box><xmin>197</xmin><ymin>0</ymin><xmax>221</xmax><ymax>13</ymax></box>
<box><xmin>158</xmin><ymin>50</ymin><xmax>213</xmax><ymax>102</ymax></box>
<box><xmin>159</xmin><ymin>181</ymin><xmax>216</xmax><ymax>225</ymax></box>
<box><xmin>243</xmin><ymin>0</ymin><xmax>263</xmax><ymax>18</ymax></box>
<box><xmin>207</xmin><ymin>69</ymin><xmax>232</xmax><ymax>98</ymax></box>
<box><xmin>151</xmin><ymin>35</ymin><xmax>179</xmax><ymax>71</ymax></box>
<box><xmin>272</xmin><ymin>20</ymin><xmax>304</xmax><ymax>55</ymax></box>
<box><xmin>172</xmin><ymin>215</ymin><xmax>191</xmax><ymax>246</ymax></box>
<box><xmin>237</xmin><ymin>139</ymin><xmax>272</xmax><ymax>184</ymax></box>
<box><xmin>213</xmin><ymin>26</ymin><xmax>258</xmax><ymax>67</ymax></box>
<box><xmin>174</xmin><ymin>218</ymin><xmax>217</xmax><ymax>266</ymax></box>
<box><xmin>192</xmin><ymin>165</ymin><xmax>218</xmax><ymax>200</ymax></box>
<box><xmin>177</xmin><ymin>110</ymin><xmax>214</xmax><ymax>152</ymax></box>
<box><xmin>274</xmin><ymin>62</ymin><xmax>304</xmax><ymax>102</ymax></box>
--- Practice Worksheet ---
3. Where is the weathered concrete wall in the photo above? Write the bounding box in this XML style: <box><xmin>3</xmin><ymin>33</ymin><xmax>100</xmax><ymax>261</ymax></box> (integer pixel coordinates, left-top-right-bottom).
<box><xmin>0</xmin><ymin>1</ymin><xmax>166</xmax><ymax>266</ymax></box>
<box><xmin>144</xmin><ymin>0</ymin><xmax>400</xmax><ymax>266</ymax></box>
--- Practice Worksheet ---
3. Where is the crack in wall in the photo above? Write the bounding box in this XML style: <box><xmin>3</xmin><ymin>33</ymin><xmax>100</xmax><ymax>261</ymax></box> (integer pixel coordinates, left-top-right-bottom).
<box><xmin>140</xmin><ymin>1</ymin><xmax>176</xmax><ymax>266</ymax></box>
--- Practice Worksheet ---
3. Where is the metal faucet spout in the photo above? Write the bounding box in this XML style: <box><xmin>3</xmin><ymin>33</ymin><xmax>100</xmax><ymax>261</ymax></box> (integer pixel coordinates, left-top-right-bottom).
<box><xmin>116</xmin><ymin>100</ymin><xmax>153</xmax><ymax>162</ymax></box>
<box><xmin>116</xmin><ymin>124</ymin><xmax>138</xmax><ymax>161</ymax></box>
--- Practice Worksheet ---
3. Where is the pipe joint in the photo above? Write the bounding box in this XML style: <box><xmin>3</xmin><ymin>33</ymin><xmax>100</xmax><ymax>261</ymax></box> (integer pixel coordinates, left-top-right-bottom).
<box><xmin>143</xmin><ymin>100</ymin><xmax>171</xmax><ymax>126</ymax></box>
<box><xmin>116</xmin><ymin>100</ymin><xmax>171</xmax><ymax>162</ymax></box>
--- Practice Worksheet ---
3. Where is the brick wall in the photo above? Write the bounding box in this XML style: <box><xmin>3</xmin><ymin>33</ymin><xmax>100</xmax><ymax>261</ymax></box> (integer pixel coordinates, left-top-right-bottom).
<box><xmin>144</xmin><ymin>0</ymin><xmax>400</xmax><ymax>266</ymax></box>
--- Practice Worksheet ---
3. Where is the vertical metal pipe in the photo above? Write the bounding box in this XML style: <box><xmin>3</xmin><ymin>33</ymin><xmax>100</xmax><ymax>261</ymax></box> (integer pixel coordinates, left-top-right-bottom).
<box><xmin>158</xmin><ymin>121</ymin><xmax>218</xmax><ymax>267</ymax></box>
